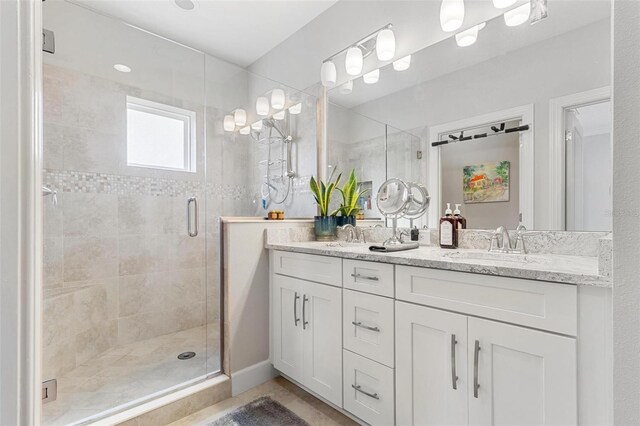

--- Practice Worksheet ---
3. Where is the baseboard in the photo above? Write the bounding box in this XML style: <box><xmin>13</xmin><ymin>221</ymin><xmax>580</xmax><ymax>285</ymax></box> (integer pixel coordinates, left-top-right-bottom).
<box><xmin>231</xmin><ymin>360</ymin><xmax>279</xmax><ymax>396</ymax></box>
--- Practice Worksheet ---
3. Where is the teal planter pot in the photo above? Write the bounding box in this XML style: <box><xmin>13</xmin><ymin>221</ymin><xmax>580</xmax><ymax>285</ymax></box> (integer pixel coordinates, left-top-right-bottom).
<box><xmin>336</xmin><ymin>215</ymin><xmax>356</xmax><ymax>227</ymax></box>
<box><xmin>314</xmin><ymin>216</ymin><xmax>337</xmax><ymax>241</ymax></box>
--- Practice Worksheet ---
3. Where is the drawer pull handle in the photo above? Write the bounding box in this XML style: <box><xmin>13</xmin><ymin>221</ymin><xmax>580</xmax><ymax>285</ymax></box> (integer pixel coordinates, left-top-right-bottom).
<box><xmin>352</xmin><ymin>384</ymin><xmax>380</xmax><ymax>400</ymax></box>
<box><xmin>451</xmin><ymin>334</ymin><xmax>458</xmax><ymax>390</ymax></box>
<box><xmin>473</xmin><ymin>339</ymin><xmax>481</xmax><ymax>398</ymax></box>
<box><xmin>352</xmin><ymin>321</ymin><xmax>380</xmax><ymax>332</ymax></box>
<box><xmin>293</xmin><ymin>292</ymin><xmax>300</xmax><ymax>326</ymax></box>
<box><xmin>351</xmin><ymin>273</ymin><xmax>379</xmax><ymax>281</ymax></box>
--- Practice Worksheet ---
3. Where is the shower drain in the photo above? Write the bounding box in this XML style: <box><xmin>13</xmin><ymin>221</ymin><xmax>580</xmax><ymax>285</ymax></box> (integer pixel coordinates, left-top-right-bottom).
<box><xmin>177</xmin><ymin>351</ymin><xmax>196</xmax><ymax>360</ymax></box>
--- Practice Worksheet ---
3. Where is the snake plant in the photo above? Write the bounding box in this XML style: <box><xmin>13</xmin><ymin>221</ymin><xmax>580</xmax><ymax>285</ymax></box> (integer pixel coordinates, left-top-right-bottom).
<box><xmin>337</xmin><ymin>169</ymin><xmax>368</xmax><ymax>217</ymax></box>
<box><xmin>309</xmin><ymin>169</ymin><xmax>342</xmax><ymax>216</ymax></box>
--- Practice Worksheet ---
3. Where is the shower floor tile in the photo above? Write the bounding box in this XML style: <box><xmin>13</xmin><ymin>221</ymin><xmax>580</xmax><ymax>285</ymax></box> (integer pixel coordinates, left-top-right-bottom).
<box><xmin>43</xmin><ymin>325</ymin><xmax>220</xmax><ymax>426</ymax></box>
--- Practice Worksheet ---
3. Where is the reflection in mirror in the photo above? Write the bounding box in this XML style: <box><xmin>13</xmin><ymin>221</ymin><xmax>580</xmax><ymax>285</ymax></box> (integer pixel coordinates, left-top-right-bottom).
<box><xmin>327</xmin><ymin>0</ymin><xmax>611</xmax><ymax>231</ymax></box>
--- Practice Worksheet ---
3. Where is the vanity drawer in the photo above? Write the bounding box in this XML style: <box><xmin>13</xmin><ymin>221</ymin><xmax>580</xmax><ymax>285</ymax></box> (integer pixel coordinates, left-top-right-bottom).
<box><xmin>396</xmin><ymin>266</ymin><xmax>577</xmax><ymax>335</ymax></box>
<box><xmin>343</xmin><ymin>350</ymin><xmax>395</xmax><ymax>426</ymax></box>
<box><xmin>343</xmin><ymin>259</ymin><xmax>394</xmax><ymax>297</ymax></box>
<box><xmin>343</xmin><ymin>289</ymin><xmax>394</xmax><ymax>367</ymax></box>
<box><xmin>272</xmin><ymin>250</ymin><xmax>342</xmax><ymax>287</ymax></box>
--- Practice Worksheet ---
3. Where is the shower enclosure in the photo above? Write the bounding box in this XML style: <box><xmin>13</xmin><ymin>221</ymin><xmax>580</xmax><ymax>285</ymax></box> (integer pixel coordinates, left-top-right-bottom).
<box><xmin>40</xmin><ymin>2</ymin><xmax>317</xmax><ymax>424</ymax></box>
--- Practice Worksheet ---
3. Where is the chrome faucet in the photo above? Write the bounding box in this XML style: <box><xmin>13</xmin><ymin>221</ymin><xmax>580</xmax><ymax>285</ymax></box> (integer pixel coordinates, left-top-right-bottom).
<box><xmin>488</xmin><ymin>226</ymin><xmax>512</xmax><ymax>253</ymax></box>
<box><xmin>511</xmin><ymin>224</ymin><xmax>531</xmax><ymax>254</ymax></box>
<box><xmin>339</xmin><ymin>224</ymin><xmax>356</xmax><ymax>243</ymax></box>
<box><xmin>338</xmin><ymin>224</ymin><xmax>367</xmax><ymax>244</ymax></box>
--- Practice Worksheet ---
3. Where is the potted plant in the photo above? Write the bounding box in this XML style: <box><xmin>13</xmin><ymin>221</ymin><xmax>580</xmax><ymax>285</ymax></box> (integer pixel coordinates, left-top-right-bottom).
<box><xmin>309</xmin><ymin>170</ymin><xmax>341</xmax><ymax>241</ymax></box>
<box><xmin>336</xmin><ymin>169</ymin><xmax>368</xmax><ymax>227</ymax></box>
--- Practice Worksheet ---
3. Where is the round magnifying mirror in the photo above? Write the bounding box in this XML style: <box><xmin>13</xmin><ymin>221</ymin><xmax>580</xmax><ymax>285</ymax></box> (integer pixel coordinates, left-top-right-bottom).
<box><xmin>405</xmin><ymin>182</ymin><xmax>430</xmax><ymax>219</ymax></box>
<box><xmin>376</xmin><ymin>178</ymin><xmax>410</xmax><ymax>218</ymax></box>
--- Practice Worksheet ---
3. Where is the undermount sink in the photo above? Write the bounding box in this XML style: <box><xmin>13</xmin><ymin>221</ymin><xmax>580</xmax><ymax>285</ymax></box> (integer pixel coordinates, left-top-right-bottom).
<box><xmin>442</xmin><ymin>251</ymin><xmax>539</xmax><ymax>264</ymax></box>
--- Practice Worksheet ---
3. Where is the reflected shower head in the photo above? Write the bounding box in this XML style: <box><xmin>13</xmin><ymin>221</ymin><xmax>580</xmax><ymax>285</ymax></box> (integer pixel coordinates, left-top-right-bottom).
<box><xmin>263</xmin><ymin>118</ymin><xmax>288</xmax><ymax>140</ymax></box>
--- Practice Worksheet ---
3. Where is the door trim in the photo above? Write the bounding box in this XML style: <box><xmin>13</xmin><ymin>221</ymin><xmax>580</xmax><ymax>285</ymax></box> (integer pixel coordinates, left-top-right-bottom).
<box><xmin>548</xmin><ymin>86</ymin><xmax>611</xmax><ymax>230</ymax></box>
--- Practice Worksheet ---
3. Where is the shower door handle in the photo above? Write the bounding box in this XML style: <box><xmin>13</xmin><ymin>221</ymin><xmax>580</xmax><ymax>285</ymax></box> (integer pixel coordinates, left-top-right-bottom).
<box><xmin>187</xmin><ymin>197</ymin><xmax>198</xmax><ymax>237</ymax></box>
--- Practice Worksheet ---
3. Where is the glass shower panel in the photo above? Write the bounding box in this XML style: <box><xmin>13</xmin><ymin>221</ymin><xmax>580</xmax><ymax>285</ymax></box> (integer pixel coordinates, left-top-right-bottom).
<box><xmin>42</xmin><ymin>2</ymin><xmax>213</xmax><ymax>425</ymax></box>
<box><xmin>328</xmin><ymin>103</ymin><xmax>386</xmax><ymax>219</ymax></box>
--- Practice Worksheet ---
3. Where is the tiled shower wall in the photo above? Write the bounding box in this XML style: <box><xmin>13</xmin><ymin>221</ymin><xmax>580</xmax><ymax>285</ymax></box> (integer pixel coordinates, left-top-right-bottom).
<box><xmin>42</xmin><ymin>63</ymin><xmax>232</xmax><ymax>379</ymax></box>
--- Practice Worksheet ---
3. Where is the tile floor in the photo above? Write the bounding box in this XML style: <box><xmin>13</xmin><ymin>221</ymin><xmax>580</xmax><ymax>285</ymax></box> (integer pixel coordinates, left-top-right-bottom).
<box><xmin>43</xmin><ymin>325</ymin><xmax>220</xmax><ymax>426</ymax></box>
<box><xmin>169</xmin><ymin>376</ymin><xmax>358</xmax><ymax>426</ymax></box>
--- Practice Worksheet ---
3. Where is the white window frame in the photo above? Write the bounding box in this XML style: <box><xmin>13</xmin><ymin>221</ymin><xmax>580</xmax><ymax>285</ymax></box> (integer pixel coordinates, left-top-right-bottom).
<box><xmin>126</xmin><ymin>96</ymin><xmax>197</xmax><ymax>173</ymax></box>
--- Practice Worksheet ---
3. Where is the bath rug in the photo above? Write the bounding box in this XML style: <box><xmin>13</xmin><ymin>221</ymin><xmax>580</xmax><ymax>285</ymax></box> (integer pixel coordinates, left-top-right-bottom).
<box><xmin>208</xmin><ymin>396</ymin><xmax>310</xmax><ymax>426</ymax></box>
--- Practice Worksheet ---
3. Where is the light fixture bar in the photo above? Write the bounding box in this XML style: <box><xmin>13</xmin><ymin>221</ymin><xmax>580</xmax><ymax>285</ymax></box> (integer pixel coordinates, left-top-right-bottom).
<box><xmin>322</xmin><ymin>23</ymin><xmax>393</xmax><ymax>64</ymax></box>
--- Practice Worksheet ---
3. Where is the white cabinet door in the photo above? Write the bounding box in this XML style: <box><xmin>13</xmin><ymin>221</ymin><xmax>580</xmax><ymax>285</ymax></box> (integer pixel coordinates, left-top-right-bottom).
<box><xmin>271</xmin><ymin>274</ymin><xmax>304</xmax><ymax>381</ymax></box>
<box><xmin>396</xmin><ymin>301</ymin><xmax>468</xmax><ymax>426</ymax></box>
<box><xmin>302</xmin><ymin>281</ymin><xmax>343</xmax><ymax>406</ymax></box>
<box><xmin>468</xmin><ymin>318</ymin><xmax>577</xmax><ymax>426</ymax></box>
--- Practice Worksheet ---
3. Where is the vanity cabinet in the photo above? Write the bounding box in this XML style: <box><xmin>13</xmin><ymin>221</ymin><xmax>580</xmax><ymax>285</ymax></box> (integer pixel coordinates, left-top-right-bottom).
<box><xmin>396</xmin><ymin>301</ymin><xmax>577</xmax><ymax>426</ymax></box>
<box><xmin>270</xmin><ymin>251</ymin><xmax>583</xmax><ymax>426</ymax></box>
<box><xmin>271</xmin><ymin>273</ymin><xmax>342</xmax><ymax>406</ymax></box>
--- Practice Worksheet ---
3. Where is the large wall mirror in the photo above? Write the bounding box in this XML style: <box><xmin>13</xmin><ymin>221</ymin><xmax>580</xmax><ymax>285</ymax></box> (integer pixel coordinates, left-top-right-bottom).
<box><xmin>326</xmin><ymin>0</ymin><xmax>611</xmax><ymax>231</ymax></box>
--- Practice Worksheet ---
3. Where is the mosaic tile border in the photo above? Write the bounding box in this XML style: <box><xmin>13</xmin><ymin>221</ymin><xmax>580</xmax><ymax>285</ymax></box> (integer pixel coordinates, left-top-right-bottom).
<box><xmin>43</xmin><ymin>169</ymin><xmax>252</xmax><ymax>199</ymax></box>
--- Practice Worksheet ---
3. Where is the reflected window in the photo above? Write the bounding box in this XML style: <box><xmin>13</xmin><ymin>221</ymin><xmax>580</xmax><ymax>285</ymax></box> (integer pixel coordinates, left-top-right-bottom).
<box><xmin>126</xmin><ymin>96</ymin><xmax>196</xmax><ymax>172</ymax></box>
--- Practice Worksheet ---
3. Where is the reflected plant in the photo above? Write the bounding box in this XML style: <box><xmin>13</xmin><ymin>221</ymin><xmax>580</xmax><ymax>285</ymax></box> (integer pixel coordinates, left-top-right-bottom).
<box><xmin>336</xmin><ymin>169</ymin><xmax>368</xmax><ymax>217</ymax></box>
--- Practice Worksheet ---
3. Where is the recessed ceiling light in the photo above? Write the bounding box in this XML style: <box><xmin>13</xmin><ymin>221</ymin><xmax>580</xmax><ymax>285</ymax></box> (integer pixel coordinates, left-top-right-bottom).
<box><xmin>175</xmin><ymin>0</ymin><xmax>196</xmax><ymax>11</ymax></box>
<box><xmin>113</xmin><ymin>64</ymin><xmax>131</xmax><ymax>73</ymax></box>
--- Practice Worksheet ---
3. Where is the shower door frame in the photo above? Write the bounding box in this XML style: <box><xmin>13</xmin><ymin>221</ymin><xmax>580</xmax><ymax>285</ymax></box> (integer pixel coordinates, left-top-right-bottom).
<box><xmin>0</xmin><ymin>0</ymin><xmax>43</xmax><ymax>424</ymax></box>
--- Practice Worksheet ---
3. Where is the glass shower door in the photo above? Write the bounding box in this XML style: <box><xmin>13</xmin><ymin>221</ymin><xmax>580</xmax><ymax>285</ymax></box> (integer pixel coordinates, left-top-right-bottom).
<box><xmin>41</xmin><ymin>2</ymin><xmax>217</xmax><ymax>425</ymax></box>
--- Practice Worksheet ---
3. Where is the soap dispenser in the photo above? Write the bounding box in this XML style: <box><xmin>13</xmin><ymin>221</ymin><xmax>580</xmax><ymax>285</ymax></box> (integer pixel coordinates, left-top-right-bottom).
<box><xmin>439</xmin><ymin>203</ymin><xmax>458</xmax><ymax>249</ymax></box>
<box><xmin>453</xmin><ymin>204</ymin><xmax>467</xmax><ymax>229</ymax></box>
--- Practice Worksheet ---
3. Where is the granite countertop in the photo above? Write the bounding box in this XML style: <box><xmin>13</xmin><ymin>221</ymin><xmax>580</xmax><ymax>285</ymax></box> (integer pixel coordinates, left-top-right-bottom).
<box><xmin>265</xmin><ymin>240</ymin><xmax>611</xmax><ymax>287</ymax></box>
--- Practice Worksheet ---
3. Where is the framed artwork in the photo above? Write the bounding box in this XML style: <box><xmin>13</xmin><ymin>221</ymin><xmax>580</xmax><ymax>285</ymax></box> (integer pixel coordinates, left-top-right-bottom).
<box><xmin>463</xmin><ymin>161</ymin><xmax>510</xmax><ymax>203</ymax></box>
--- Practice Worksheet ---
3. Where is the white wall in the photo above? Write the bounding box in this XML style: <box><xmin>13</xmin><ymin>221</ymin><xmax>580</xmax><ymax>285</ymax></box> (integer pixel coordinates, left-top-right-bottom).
<box><xmin>612</xmin><ymin>1</ymin><xmax>640</xmax><ymax>424</ymax></box>
<box><xmin>582</xmin><ymin>133</ymin><xmax>612</xmax><ymax>231</ymax></box>
<box><xmin>351</xmin><ymin>19</ymin><xmax>610</xmax><ymax>230</ymax></box>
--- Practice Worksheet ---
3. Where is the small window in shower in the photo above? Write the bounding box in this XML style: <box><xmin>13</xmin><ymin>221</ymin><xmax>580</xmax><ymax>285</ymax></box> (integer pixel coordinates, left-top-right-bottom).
<box><xmin>126</xmin><ymin>96</ymin><xmax>196</xmax><ymax>172</ymax></box>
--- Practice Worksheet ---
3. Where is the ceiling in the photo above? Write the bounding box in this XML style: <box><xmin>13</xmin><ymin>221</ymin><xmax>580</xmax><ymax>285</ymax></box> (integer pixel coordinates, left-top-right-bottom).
<box><xmin>68</xmin><ymin>0</ymin><xmax>338</xmax><ymax>67</ymax></box>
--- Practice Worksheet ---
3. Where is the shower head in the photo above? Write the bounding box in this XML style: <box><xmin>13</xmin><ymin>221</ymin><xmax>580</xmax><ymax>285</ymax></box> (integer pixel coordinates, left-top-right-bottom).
<box><xmin>263</xmin><ymin>118</ymin><xmax>289</xmax><ymax>140</ymax></box>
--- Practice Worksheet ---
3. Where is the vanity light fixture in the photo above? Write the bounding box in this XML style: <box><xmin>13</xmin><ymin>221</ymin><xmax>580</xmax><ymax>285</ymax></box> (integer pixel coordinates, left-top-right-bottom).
<box><xmin>273</xmin><ymin>110</ymin><xmax>286</xmax><ymax>120</ymax></box>
<box><xmin>345</xmin><ymin>47</ymin><xmax>364</xmax><ymax>76</ymax></box>
<box><xmin>289</xmin><ymin>103</ymin><xmax>302</xmax><ymax>114</ymax></box>
<box><xmin>319</xmin><ymin>23</ymin><xmax>394</xmax><ymax>87</ymax></box>
<box><xmin>271</xmin><ymin>89</ymin><xmax>285</xmax><ymax>110</ymax></box>
<box><xmin>113</xmin><ymin>64</ymin><xmax>131</xmax><ymax>73</ymax></box>
<box><xmin>233</xmin><ymin>109</ymin><xmax>247</xmax><ymax>126</ymax></box>
<box><xmin>504</xmin><ymin>2</ymin><xmax>531</xmax><ymax>27</ymax></box>
<box><xmin>321</xmin><ymin>61</ymin><xmax>337</xmax><ymax>88</ymax></box>
<box><xmin>339</xmin><ymin>80</ymin><xmax>353</xmax><ymax>95</ymax></box>
<box><xmin>239</xmin><ymin>126</ymin><xmax>250</xmax><ymax>135</ymax></box>
<box><xmin>376</xmin><ymin>28</ymin><xmax>396</xmax><ymax>61</ymax></box>
<box><xmin>363</xmin><ymin>69</ymin><xmax>380</xmax><ymax>84</ymax></box>
<box><xmin>256</xmin><ymin>97</ymin><xmax>269</xmax><ymax>116</ymax></box>
<box><xmin>393</xmin><ymin>55</ymin><xmax>411</xmax><ymax>71</ymax></box>
<box><xmin>223</xmin><ymin>115</ymin><xmax>235</xmax><ymax>132</ymax></box>
<box><xmin>440</xmin><ymin>0</ymin><xmax>465</xmax><ymax>32</ymax></box>
<box><xmin>455</xmin><ymin>22</ymin><xmax>485</xmax><ymax>47</ymax></box>
<box><xmin>492</xmin><ymin>0</ymin><xmax>517</xmax><ymax>8</ymax></box>
<box><xmin>251</xmin><ymin>120</ymin><xmax>263</xmax><ymax>131</ymax></box>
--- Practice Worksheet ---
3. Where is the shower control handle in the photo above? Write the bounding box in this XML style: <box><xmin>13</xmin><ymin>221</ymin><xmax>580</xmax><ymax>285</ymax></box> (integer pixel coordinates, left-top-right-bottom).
<box><xmin>187</xmin><ymin>197</ymin><xmax>198</xmax><ymax>237</ymax></box>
